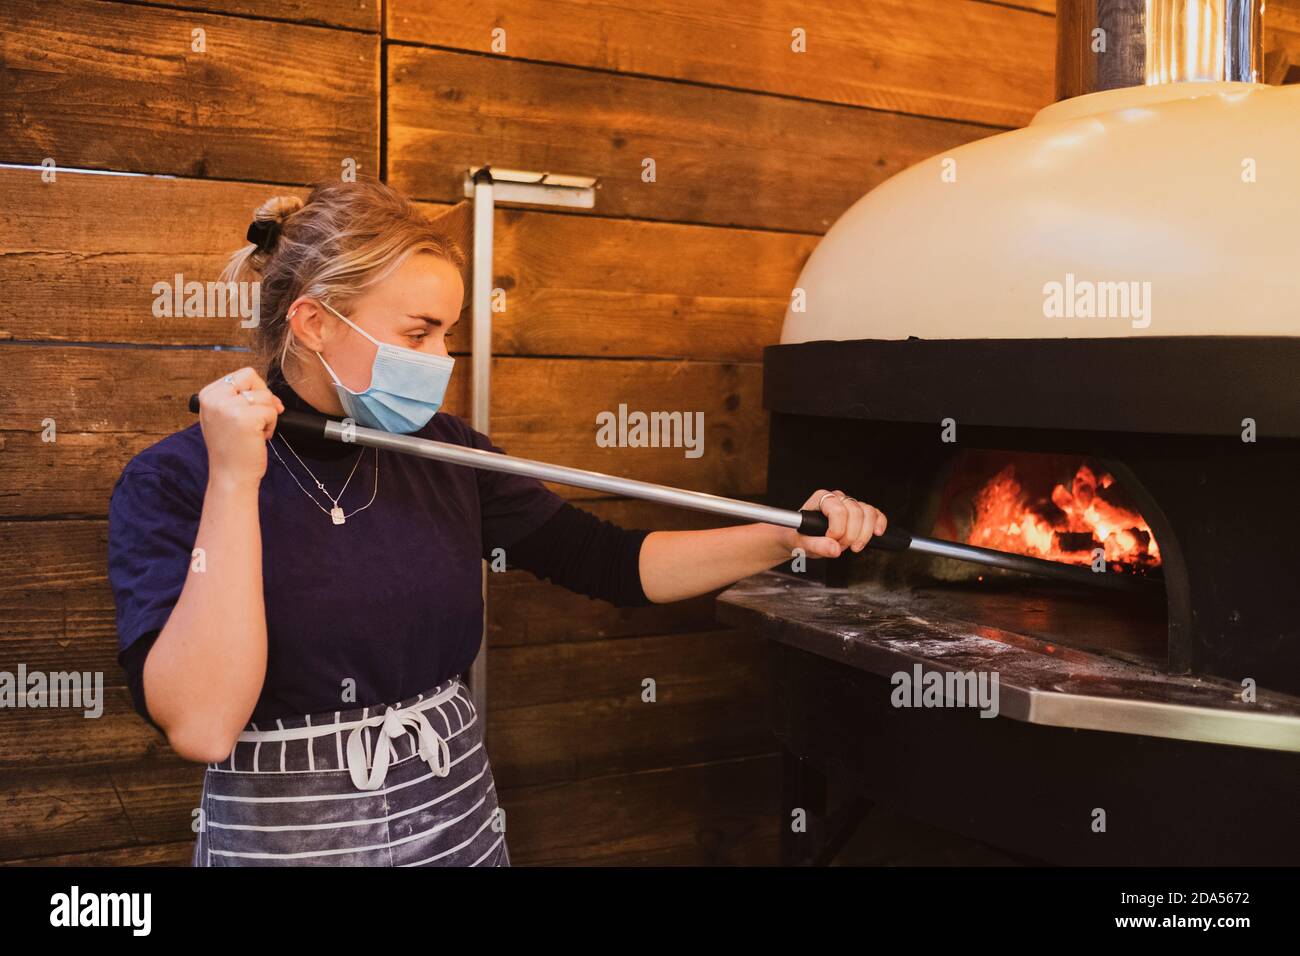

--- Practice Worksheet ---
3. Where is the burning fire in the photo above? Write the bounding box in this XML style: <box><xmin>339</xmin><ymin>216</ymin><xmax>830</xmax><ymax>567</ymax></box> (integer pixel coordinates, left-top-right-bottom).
<box><xmin>967</xmin><ymin>463</ymin><xmax>1160</xmax><ymax>572</ymax></box>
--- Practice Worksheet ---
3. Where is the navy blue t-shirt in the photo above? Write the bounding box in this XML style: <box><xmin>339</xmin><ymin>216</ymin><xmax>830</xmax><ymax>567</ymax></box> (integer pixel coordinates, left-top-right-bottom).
<box><xmin>107</xmin><ymin>372</ymin><xmax>650</xmax><ymax>730</ymax></box>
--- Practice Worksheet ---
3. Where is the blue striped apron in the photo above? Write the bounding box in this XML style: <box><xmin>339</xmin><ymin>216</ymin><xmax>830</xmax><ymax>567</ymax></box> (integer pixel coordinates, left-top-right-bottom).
<box><xmin>191</xmin><ymin>677</ymin><xmax>509</xmax><ymax>866</ymax></box>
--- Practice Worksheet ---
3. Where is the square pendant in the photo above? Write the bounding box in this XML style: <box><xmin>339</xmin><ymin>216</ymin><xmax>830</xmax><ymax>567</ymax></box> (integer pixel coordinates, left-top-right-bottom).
<box><xmin>330</xmin><ymin>506</ymin><xmax>346</xmax><ymax>525</ymax></box>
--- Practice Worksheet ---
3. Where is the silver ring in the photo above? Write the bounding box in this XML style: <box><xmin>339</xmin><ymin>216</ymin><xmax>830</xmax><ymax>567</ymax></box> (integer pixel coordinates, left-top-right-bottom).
<box><xmin>223</xmin><ymin>375</ymin><xmax>236</xmax><ymax>386</ymax></box>
<box><xmin>843</xmin><ymin>496</ymin><xmax>856</xmax><ymax>504</ymax></box>
<box><xmin>817</xmin><ymin>492</ymin><xmax>840</xmax><ymax>509</ymax></box>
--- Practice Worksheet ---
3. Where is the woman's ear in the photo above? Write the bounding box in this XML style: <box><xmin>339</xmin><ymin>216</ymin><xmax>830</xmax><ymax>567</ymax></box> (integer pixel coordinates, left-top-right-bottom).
<box><xmin>286</xmin><ymin>298</ymin><xmax>329</xmax><ymax>352</ymax></box>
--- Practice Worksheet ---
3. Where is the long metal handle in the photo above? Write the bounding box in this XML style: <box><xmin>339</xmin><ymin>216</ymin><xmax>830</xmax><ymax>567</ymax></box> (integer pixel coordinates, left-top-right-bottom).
<box><xmin>187</xmin><ymin>395</ymin><xmax>827</xmax><ymax>533</ymax></box>
<box><xmin>187</xmin><ymin>396</ymin><xmax>1157</xmax><ymax>592</ymax></box>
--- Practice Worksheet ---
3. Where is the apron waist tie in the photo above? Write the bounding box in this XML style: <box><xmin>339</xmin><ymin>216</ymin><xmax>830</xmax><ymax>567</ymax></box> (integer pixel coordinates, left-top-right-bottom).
<box><xmin>346</xmin><ymin>703</ymin><xmax>451</xmax><ymax>791</ymax></box>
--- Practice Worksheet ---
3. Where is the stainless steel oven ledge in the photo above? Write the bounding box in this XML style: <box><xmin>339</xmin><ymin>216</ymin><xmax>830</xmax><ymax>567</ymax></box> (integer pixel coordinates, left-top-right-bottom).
<box><xmin>716</xmin><ymin>571</ymin><xmax>1300</xmax><ymax>754</ymax></box>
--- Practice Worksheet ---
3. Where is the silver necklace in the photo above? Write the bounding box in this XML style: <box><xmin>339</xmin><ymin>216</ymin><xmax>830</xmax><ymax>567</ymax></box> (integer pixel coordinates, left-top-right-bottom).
<box><xmin>267</xmin><ymin>434</ymin><xmax>378</xmax><ymax>525</ymax></box>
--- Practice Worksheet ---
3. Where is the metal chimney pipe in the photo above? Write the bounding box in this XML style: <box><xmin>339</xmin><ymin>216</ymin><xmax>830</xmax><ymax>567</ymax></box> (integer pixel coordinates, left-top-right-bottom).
<box><xmin>1056</xmin><ymin>0</ymin><xmax>1264</xmax><ymax>100</ymax></box>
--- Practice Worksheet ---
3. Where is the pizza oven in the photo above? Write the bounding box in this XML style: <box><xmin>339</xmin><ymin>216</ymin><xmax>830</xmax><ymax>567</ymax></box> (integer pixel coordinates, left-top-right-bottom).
<box><xmin>759</xmin><ymin>336</ymin><xmax>1300</xmax><ymax>697</ymax></box>
<box><xmin>717</xmin><ymin>0</ymin><xmax>1300</xmax><ymax>865</ymax></box>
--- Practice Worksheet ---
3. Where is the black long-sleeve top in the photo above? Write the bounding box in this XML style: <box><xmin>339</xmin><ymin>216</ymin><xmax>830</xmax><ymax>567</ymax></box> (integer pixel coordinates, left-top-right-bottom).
<box><xmin>108</xmin><ymin>371</ymin><xmax>652</xmax><ymax>731</ymax></box>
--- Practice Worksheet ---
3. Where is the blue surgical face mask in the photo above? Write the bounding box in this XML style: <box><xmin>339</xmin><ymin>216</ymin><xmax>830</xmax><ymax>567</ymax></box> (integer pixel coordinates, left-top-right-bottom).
<box><xmin>314</xmin><ymin>301</ymin><xmax>454</xmax><ymax>434</ymax></box>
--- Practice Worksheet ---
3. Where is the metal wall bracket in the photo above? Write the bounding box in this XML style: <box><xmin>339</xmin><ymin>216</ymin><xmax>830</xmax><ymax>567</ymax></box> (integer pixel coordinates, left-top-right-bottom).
<box><xmin>462</xmin><ymin>165</ymin><xmax>599</xmax><ymax>209</ymax></box>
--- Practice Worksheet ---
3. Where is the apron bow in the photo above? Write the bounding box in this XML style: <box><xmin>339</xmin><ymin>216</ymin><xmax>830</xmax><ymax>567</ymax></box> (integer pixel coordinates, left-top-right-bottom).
<box><xmin>346</xmin><ymin>702</ymin><xmax>451</xmax><ymax>791</ymax></box>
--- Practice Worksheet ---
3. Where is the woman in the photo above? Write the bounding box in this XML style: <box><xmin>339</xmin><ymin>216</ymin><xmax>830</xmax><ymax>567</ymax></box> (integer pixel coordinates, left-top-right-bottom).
<box><xmin>106</xmin><ymin>177</ymin><xmax>887</xmax><ymax>867</ymax></box>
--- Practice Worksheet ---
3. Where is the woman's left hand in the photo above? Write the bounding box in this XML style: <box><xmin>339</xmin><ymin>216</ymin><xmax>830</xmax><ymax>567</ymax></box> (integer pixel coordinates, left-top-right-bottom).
<box><xmin>787</xmin><ymin>489</ymin><xmax>887</xmax><ymax>559</ymax></box>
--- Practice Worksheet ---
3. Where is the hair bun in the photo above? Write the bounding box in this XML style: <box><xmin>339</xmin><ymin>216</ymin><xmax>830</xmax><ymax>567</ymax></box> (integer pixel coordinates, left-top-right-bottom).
<box><xmin>258</xmin><ymin>194</ymin><xmax>304</xmax><ymax>225</ymax></box>
<box><xmin>246</xmin><ymin>195</ymin><xmax>304</xmax><ymax>253</ymax></box>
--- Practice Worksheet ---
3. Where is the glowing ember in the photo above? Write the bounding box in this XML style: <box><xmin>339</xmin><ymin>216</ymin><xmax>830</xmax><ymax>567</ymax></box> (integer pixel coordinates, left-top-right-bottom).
<box><xmin>967</xmin><ymin>463</ymin><xmax>1160</xmax><ymax>572</ymax></box>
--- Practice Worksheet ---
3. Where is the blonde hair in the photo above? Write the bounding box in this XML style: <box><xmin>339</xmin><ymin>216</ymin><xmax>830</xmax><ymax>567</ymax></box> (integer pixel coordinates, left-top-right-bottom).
<box><xmin>220</xmin><ymin>176</ymin><xmax>467</xmax><ymax>378</ymax></box>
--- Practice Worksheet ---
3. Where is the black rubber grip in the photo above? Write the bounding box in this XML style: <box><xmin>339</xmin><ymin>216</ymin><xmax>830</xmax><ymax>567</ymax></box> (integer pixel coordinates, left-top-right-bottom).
<box><xmin>275</xmin><ymin>409</ymin><xmax>331</xmax><ymax>440</ymax></box>
<box><xmin>869</xmin><ymin>526</ymin><xmax>913</xmax><ymax>552</ymax></box>
<box><xmin>797</xmin><ymin>510</ymin><xmax>829</xmax><ymax>536</ymax></box>
<box><xmin>187</xmin><ymin>392</ymin><xmax>330</xmax><ymax>441</ymax></box>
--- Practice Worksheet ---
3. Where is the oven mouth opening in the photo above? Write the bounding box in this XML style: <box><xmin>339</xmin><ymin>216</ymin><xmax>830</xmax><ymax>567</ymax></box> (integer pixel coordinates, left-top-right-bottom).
<box><xmin>845</xmin><ymin>448</ymin><xmax>1170</xmax><ymax>669</ymax></box>
<box><xmin>931</xmin><ymin>449</ymin><xmax>1163</xmax><ymax>581</ymax></box>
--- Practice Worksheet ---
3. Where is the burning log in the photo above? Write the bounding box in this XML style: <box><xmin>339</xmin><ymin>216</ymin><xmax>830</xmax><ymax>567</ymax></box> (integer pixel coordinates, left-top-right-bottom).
<box><xmin>1055</xmin><ymin>531</ymin><xmax>1097</xmax><ymax>553</ymax></box>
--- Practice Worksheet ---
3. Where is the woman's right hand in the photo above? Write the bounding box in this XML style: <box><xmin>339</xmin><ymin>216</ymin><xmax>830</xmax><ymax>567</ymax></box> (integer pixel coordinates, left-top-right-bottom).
<box><xmin>197</xmin><ymin>367</ymin><xmax>285</xmax><ymax>489</ymax></box>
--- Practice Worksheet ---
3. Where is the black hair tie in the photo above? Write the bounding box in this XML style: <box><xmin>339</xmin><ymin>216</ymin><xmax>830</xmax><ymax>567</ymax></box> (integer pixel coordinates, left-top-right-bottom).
<box><xmin>246</xmin><ymin>218</ymin><xmax>282</xmax><ymax>253</ymax></box>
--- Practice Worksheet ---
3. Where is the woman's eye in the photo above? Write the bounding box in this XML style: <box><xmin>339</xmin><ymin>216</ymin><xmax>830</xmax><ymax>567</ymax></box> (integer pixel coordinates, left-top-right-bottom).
<box><xmin>409</xmin><ymin>332</ymin><xmax>427</xmax><ymax>343</ymax></box>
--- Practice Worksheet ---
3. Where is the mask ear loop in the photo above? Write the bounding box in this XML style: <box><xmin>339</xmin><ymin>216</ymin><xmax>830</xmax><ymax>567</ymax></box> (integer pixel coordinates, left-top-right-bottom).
<box><xmin>314</xmin><ymin>301</ymin><xmax>374</xmax><ymax>395</ymax></box>
<box><xmin>322</xmin><ymin>300</ymin><xmax>383</xmax><ymax>348</ymax></box>
<box><xmin>314</xmin><ymin>349</ymin><xmax>353</xmax><ymax>391</ymax></box>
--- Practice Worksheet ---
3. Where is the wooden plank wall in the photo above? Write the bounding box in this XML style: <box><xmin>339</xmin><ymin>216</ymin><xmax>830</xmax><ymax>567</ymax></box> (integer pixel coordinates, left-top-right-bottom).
<box><xmin>8</xmin><ymin>0</ymin><xmax>1286</xmax><ymax>866</ymax></box>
